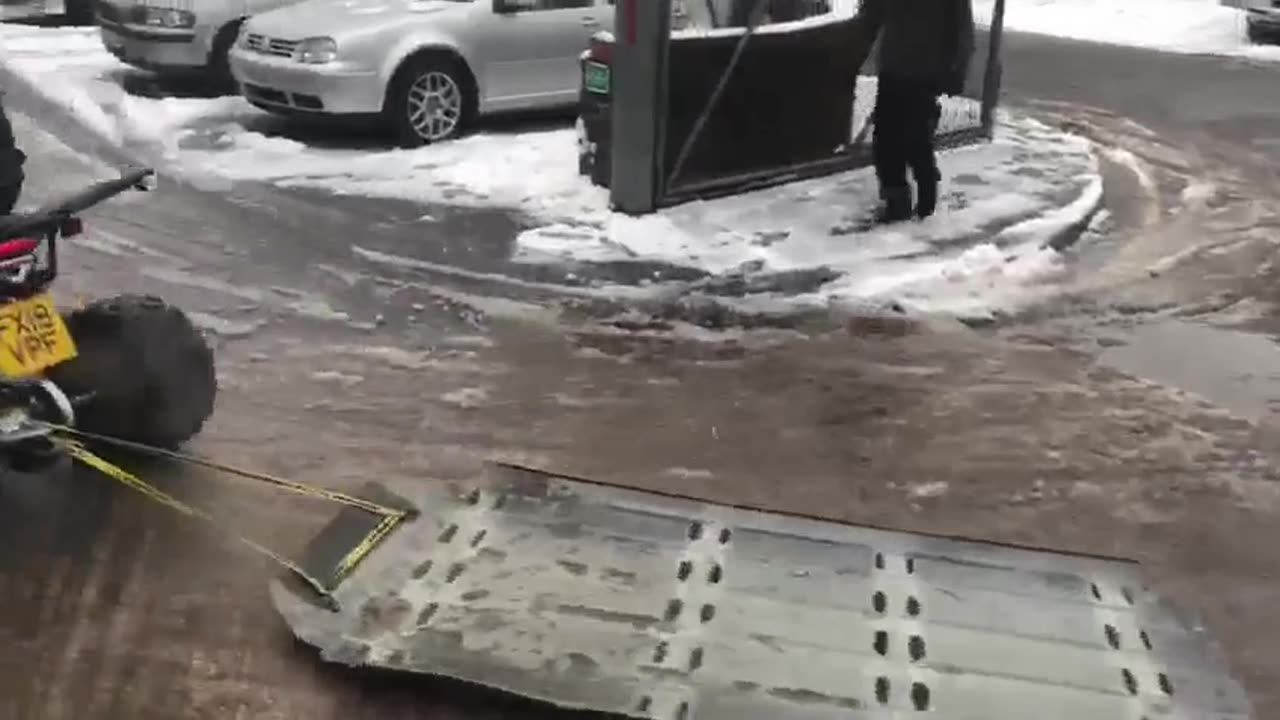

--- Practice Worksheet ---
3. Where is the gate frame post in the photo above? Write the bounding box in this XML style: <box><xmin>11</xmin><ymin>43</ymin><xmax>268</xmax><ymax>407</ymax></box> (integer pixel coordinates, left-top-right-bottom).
<box><xmin>608</xmin><ymin>0</ymin><xmax>674</xmax><ymax>215</ymax></box>
<box><xmin>980</xmin><ymin>0</ymin><xmax>1006</xmax><ymax>138</ymax></box>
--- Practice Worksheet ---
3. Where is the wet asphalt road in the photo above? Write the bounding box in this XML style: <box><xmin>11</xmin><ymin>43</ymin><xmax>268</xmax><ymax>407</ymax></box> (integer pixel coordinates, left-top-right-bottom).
<box><xmin>3</xmin><ymin>23</ymin><xmax>1280</xmax><ymax>720</ymax></box>
<box><xmin>1001</xmin><ymin>31</ymin><xmax>1280</xmax><ymax>189</ymax></box>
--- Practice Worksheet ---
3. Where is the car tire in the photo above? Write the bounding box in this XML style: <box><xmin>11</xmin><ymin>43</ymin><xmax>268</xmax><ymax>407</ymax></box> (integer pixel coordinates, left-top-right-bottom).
<box><xmin>385</xmin><ymin>54</ymin><xmax>475</xmax><ymax>148</ymax></box>
<box><xmin>207</xmin><ymin>20</ymin><xmax>244</xmax><ymax>96</ymax></box>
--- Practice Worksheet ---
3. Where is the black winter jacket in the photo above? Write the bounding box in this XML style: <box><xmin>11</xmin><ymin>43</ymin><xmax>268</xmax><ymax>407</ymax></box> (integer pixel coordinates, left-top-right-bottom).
<box><xmin>0</xmin><ymin>93</ymin><xmax>25</xmax><ymax>191</ymax></box>
<box><xmin>849</xmin><ymin>0</ymin><xmax>976</xmax><ymax>96</ymax></box>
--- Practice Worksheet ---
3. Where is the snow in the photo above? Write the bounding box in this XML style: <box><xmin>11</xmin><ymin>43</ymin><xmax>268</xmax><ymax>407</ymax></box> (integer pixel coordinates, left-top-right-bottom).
<box><xmin>0</xmin><ymin>30</ymin><xmax>121</xmax><ymax>148</ymax></box>
<box><xmin>198</xmin><ymin>94</ymin><xmax>1095</xmax><ymax>316</ymax></box>
<box><xmin>673</xmin><ymin>8</ymin><xmax>848</xmax><ymax>38</ymax></box>
<box><xmin>1</xmin><ymin>23</ymin><xmax>1102</xmax><ymax>319</ymax></box>
<box><xmin>519</xmin><ymin>109</ymin><xmax>1097</xmax><ymax>298</ymax></box>
<box><xmin>974</xmin><ymin>0</ymin><xmax>1280</xmax><ymax>62</ymax></box>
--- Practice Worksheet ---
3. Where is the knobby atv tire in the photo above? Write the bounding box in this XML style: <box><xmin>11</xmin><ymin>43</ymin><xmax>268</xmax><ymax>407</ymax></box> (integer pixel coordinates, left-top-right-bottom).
<box><xmin>47</xmin><ymin>295</ymin><xmax>216</xmax><ymax>450</ymax></box>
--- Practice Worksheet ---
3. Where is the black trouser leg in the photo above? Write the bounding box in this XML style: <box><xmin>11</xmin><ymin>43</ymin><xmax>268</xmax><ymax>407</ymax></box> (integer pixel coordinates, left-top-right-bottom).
<box><xmin>907</xmin><ymin>98</ymin><xmax>942</xmax><ymax>219</ymax></box>
<box><xmin>872</xmin><ymin>78</ymin><xmax>908</xmax><ymax>192</ymax></box>
<box><xmin>871</xmin><ymin>77</ymin><xmax>913</xmax><ymax>222</ymax></box>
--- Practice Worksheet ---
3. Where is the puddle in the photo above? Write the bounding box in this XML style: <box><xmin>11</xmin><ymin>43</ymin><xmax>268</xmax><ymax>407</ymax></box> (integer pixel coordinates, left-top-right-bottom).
<box><xmin>1097</xmin><ymin>319</ymin><xmax>1280</xmax><ymax>419</ymax></box>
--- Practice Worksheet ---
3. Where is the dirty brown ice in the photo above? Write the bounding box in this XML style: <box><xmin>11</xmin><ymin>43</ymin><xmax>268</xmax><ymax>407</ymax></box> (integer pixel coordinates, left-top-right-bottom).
<box><xmin>4</xmin><ymin>23</ymin><xmax>1280</xmax><ymax>720</ymax></box>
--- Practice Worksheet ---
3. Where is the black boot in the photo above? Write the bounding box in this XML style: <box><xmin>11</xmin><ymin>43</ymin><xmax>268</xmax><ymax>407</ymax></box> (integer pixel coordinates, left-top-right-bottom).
<box><xmin>874</xmin><ymin>186</ymin><xmax>913</xmax><ymax>225</ymax></box>
<box><xmin>915</xmin><ymin>170</ymin><xmax>940</xmax><ymax>220</ymax></box>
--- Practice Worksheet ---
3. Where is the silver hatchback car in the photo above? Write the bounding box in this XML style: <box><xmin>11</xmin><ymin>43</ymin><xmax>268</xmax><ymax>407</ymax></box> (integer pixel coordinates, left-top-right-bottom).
<box><xmin>228</xmin><ymin>0</ymin><xmax>615</xmax><ymax>145</ymax></box>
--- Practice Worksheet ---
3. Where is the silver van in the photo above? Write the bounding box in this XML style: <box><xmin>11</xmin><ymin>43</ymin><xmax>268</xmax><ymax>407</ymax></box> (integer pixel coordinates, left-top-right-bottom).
<box><xmin>95</xmin><ymin>0</ymin><xmax>307</xmax><ymax>89</ymax></box>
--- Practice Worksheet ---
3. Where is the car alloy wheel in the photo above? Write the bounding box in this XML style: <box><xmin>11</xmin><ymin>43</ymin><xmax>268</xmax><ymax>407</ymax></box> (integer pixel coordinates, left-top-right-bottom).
<box><xmin>406</xmin><ymin>70</ymin><xmax>464</xmax><ymax>142</ymax></box>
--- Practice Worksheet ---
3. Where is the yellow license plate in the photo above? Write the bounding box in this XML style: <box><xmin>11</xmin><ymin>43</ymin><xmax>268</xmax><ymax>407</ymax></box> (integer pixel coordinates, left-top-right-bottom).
<box><xmin>0</xmin><ymin>292</ymin><xmax>78</xmax><ymax>377</ymax></box>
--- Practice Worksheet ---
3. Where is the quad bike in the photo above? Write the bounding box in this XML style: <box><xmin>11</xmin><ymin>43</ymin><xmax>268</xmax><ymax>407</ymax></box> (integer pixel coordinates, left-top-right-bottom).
<box><xmin>0</xmin><ymin>166</ymin><xmax>217</xmax><ymax>469</ymax></box>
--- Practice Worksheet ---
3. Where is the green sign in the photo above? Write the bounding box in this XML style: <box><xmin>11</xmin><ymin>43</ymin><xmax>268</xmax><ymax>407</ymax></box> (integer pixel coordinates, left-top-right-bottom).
<box><xmin>584</xmin><ymin>61</ymin><xmax>610</xmax><ymax>95</ymax></box>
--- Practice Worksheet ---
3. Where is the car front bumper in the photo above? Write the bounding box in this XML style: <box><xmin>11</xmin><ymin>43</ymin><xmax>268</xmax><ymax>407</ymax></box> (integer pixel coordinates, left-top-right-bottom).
<box><xmin>99</xmin><ymin>23</ymin><xmax>209</xmax><ymax>73</ymax></box>
<box><xmin>228</xmin><ymin>47</ymin><xmax>382</xmax><ymax>115</ymax></box>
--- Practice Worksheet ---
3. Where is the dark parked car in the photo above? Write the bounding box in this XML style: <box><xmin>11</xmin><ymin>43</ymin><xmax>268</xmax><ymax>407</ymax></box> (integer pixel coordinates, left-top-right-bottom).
<box><xmin>1239</xmin><ymin>0</ymin><xmax>1280</xmax><ymax>43</ymax></box>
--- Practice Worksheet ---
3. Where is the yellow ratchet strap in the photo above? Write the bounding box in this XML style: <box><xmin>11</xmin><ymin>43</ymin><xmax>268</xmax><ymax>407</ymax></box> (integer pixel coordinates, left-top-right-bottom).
<box><xmin>49</xmin><ymin>424</ymin><xmax>411</xmax><ymax>601</ymax></box>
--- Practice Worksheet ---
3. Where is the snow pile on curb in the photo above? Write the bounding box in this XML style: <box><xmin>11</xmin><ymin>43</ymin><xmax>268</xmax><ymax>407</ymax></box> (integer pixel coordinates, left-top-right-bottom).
<box><xmin>516</xmin><ymin>113</ymin><xmax>1101</xmax><ymax>317</ymax></box>
<box><xmin>178</xmin><ymin>107</ymin><xmax>1098</xmax><ymax>317</ymax></box>
<box><xmin>0</xmin><ymin>32</ymin><xmax>127</xmax><ymax>153</ymax></box>
<box><xmin>0</xmin><ymin>25</ymin><xmax>250</xmax><ymax>166</ymax></box>
<box><xmin>974</xmin><ymin>0</ymin><xmax>1280</xmax><ymax>62</ymax></box>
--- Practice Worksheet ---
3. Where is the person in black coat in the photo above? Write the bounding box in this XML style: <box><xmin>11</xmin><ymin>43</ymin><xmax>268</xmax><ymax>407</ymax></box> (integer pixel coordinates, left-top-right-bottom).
<box><xmin>849</xmin><ymin>0</ymin><xmax>975</xmax><ymax>224</ymax></box>
<box><xmin>0</xmin><ymin>92</ymin><xmax>26</xmax><ymax>216</ymax></box>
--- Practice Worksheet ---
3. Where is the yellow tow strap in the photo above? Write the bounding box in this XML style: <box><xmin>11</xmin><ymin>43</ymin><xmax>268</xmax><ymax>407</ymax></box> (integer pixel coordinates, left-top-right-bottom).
<box><xmin>46</xmin><ymin>424</ymin><xmax>411</xmax><ymax>602</ymax></box>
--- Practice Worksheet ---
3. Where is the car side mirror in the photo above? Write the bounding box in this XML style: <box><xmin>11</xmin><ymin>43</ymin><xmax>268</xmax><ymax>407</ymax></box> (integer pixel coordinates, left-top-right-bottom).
<box><xmin>493</xmin><ymin>0</ymin><xmax>538</xmax><ymax>13</ymax></box>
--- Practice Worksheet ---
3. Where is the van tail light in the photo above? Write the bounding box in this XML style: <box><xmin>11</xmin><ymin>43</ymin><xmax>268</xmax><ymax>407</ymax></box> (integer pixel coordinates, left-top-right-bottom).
<box><xmin>588</xmin><ymin>36</ymin><xmax>613</xmax><ymax>64</ymax></box>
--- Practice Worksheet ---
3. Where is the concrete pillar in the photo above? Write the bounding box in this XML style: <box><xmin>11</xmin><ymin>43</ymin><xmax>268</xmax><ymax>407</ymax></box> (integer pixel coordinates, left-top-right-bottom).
<box><xmin>607</xmin><ymin>0</ymin><xmax>673</xmax><ymax>214</ymax></box>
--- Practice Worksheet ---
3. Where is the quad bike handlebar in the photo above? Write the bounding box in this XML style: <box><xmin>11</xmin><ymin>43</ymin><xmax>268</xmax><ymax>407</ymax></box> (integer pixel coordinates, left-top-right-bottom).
<box><xmin>0</xmin><ymin>166</ymin><xmax>155</xmax><ymax>240</ymax></box>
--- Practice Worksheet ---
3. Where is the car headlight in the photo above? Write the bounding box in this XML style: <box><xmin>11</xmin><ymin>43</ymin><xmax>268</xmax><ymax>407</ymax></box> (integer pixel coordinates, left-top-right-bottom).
<box><xmin>296</xmin><ymin>37</ymin><xmax>337</xmax><ymax>64</ymax></box>
<box><xmin>138</xmin><ymin>7</ymin><xmax>196</xmax><ymax>29</ymax></box>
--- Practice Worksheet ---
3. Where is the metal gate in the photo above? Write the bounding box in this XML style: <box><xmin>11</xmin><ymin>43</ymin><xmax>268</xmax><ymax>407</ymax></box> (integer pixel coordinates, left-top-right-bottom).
<box><xmin>606</xmin><ymin>0</ymin><xmax>1008</xmax><ymax>213</ymax></box>
<box><xmin>274</xmin><ymin>464</ymin><xmax>1253</xmax><ymax>720</ymax></box>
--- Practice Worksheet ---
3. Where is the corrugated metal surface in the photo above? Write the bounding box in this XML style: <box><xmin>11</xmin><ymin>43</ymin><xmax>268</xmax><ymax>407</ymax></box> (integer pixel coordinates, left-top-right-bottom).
<box><xmin>273</xmin><ymin>465</ymin><xmax>1253</xmax><ymax>720</ymax></box>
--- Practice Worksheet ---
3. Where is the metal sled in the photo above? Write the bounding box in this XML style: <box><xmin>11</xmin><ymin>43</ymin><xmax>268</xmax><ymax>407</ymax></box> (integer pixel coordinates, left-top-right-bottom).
<box><xmin>272</xmin><ymin>464</ymin><xmax>1253</xmax><ymax>719</ymax></box>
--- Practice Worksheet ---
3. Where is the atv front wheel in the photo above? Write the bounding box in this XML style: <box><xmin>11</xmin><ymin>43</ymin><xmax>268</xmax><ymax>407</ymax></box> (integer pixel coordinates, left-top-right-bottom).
<box><xmin>46</xmin><ymin>295</ymin><xmax>216</xmax><ymax>449</ymax></box>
